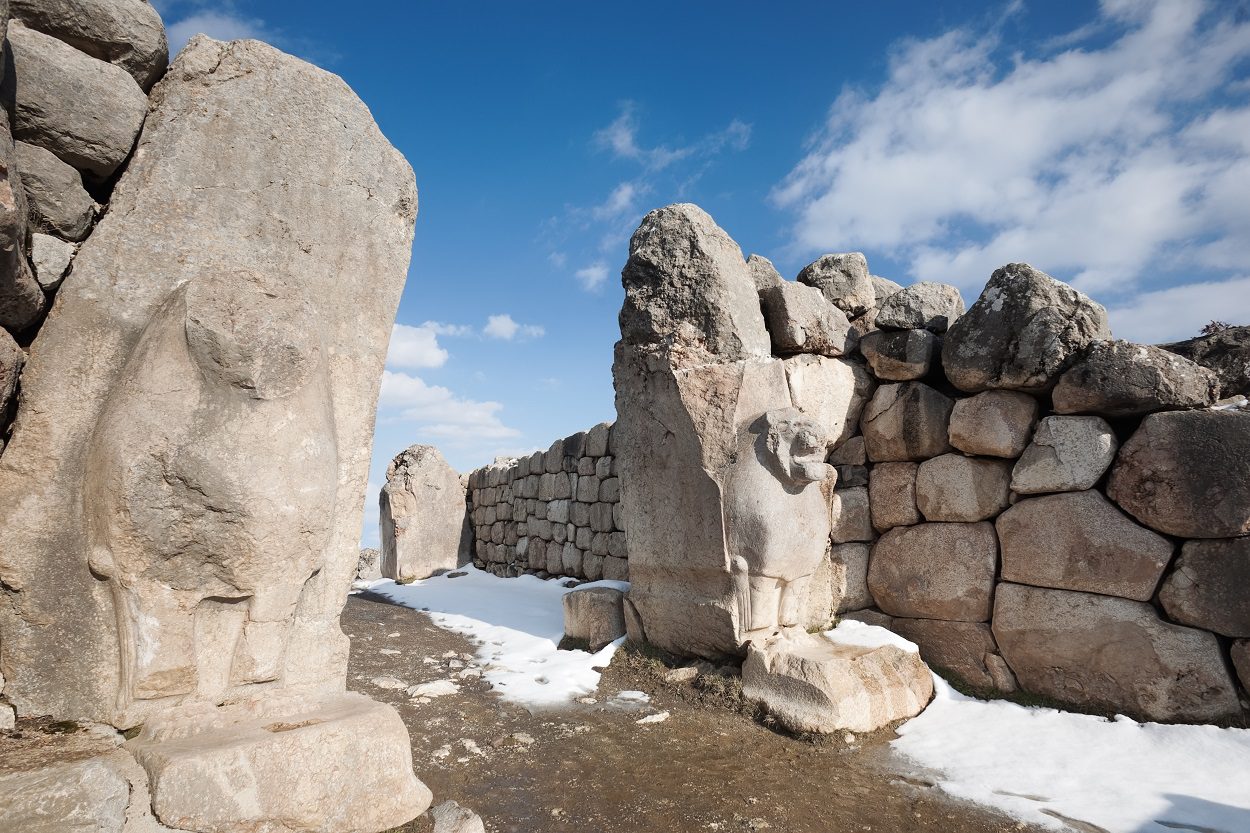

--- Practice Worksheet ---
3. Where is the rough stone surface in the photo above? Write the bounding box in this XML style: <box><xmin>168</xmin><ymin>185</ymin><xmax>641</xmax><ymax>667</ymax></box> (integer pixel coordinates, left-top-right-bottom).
<box><xmin>915</xmin><ymin>454</ymin><xmax>1012</xmax><ymax>523</ymax></box>
<box><xmin>1159</xmin><ymin>538</ymin><xmax>1250</xmax><ymax>638</ymax></box>
<box><xmin>796</xmin><ymin>252</ymin><xmax>875</xmax><ymax>318</ymax></box>
<box><xmin>831</xmin><ymin>542</ymin><xmax>872</xmax><ymax>613</ymax></box>
<box><xmin>430</xmin><ymin>800</ymin><xmax>487</xmax><ymax>833</ymax></box>
<box><xmin>1106</xmin><ymin>410</ymin><xmax>1250</xmax><ymax>538</ymax></box>
<box><xmin>0</xmin><ymin>112</ymin><xmax>44</xmax><ymax>332</ymax></box>
<box><xmin>1233</xmin><ymin>641</ymin><xmax>1250</xmax><ymax>695</ymax></box>
<box><xmin>997</xmin><ymin>491</ymin><xmax>1172</xmax><ymax>601</ymax></box>
<box><xmin>5</xmin><ymin>22</ymin><xmax>149</xmax><ymax>179</ymax></box>
<box><xmin>760</xmin><ymin>281</ymin><xmax>855</xmax><ymax>357</ymax></box>
<box><xmin>381</xmin><ymin>444</ymin><xmax>469</xmax><ymax>582</ymax></box>
<box><xmin>867</xmin><ymin>522</ymin><xmax>998</xmax><ymax>622</ymax></box>
<box><xmin>858</xmin><ymin>328</ymin><xmax>939</xmax><ymax>381</ymax></box>
<box><xmin>0</xmin><ymin>741</ymin><xmax>154</xmax><ymax>833</ymax></box>
<box><xmin>742</xmin><ymin>631</ymin><xmax>932</xmax><ymax>734</ymax></box>
<box><xmin>942</xmin><ymin>263</ymin><xmax>1110</xmax><ymax>393</ymax></box>
<box><xmin>29</xmin><ymin>232</ymin><xmax>73</xmax><ymax>290</ymax></box>
<box><xmin>947</xmin><ymin>390</ymin><xmax>1039</xmax><ymax>458</ymax></box>
<box><xmin>875</xmin><ymin>282</ymin><xmax>965</xmax><ymax>333</ymax></box>
<box><xmin>1052</xmin><ymin>340</ymin><xmax>1218</xmax><ymax>417</ymax></box>
<box><xmin>827</xmin><ymin>435</ymin><xmax>865</xmax><ymax>466</ymax></box>
<box><xmin>1159</xmin><ymin>325</ymin><xmax>1250</xmax><ymax>398</ymax></box>
<box><xmin>783</xmin><ymin>354</ymin><xmax>876</xmax><ymax>448</ymax></box>
<box><xmin>1011</xmin><ymin>416</ymin><xmax>1117</xmax><ymax>494</ymax></box>
<box><xmin>859</xmin><ymin>382</ymin><xmax>954</xmax><ymax>462</ymax></box>
<box><xmin>14</xmin><ymin>140</ymin><xmax>96</xmax><ymax>241</ymax></box>
<box><xmin>831</xmin><ymin>487</ymin><xmax>873</xmax><ymax>544</ymax></box>
<box><xmin>355</xmin><ymin>548</ymin><xmax>382</xmax><ymax>584</ymax></box>
<box><xmin>889</xmin><ymin>618</ymin><xmax>1014</xmax><ymax>693</ymax></box>
<box><xmin>1</xmin><ymin>328</ymin><xmax>22</xmax><ymax>431</ymax></box>
<box><xmin>868</xmin><ymin>462</ymin><xmax>919</xmax><ymax>532</ymax></box>
<box><xmin>746</xmin><ymin>253</ymin><xmax>784</xmax><ymax>292</ymax></box>
<box><xmin>871</xmin><ymin>275</ymin><xmax>903</xmax><ymax>306</ymax></box>
<box><xmin>11</xmin><ymin>0</ymin><xmax>168</xmax><ymax>91</ymax></box>
<box><xmin>563</xmin><ymin>586</ymin><xmax>627</xmax><ymax>651</ymax></box>
<box><xmin>993</xmin><ymin>583</ymin><xmax>1242</xmax><ymax>723</ymax></box>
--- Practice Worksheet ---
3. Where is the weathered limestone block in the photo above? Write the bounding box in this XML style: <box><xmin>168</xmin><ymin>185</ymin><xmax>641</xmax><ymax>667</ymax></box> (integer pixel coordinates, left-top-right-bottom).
<box><xmin>782</xmin><ymin>353</ymin><xmax>876</xmax><ymax>447</ymax></box>
<box><xmin>797</xmin><ymin>252</ymin><xmax>875</xmax><ymax>318</ymax></box>
<box><xmin>15</xmin><ymin>140</ymin><xmax>97</xmax><ymax>241</ymax></box>
<box><xmin>831</xmin><ymin>486</ymin><xmax>873</xmax><ymax>543</ymax></box>
<box><xmin>430</xmin><ymin>800</ymin><xmax>487</xmax><ymax>833</ymax></box>
<box><xmin>868</xmin><ymin>461</ymin><xmax>919</xmax><ymax>531</ymax></box>
<box><xmin>942</xmin><ymin>263</ymin><xmax>1110</xmax><ymax>393</ymax></box>
<box><xmin>858</xmin><ymin>328</ymin><xmax>939</xmax><ymax>380</ymax></box>
<box><xmin>1159</xmin><ymin>325</ymin><xmax>1250</xmax><ymax>398</ymax></box>
<box><xmin>859</xmin><ymin>381</ymin><xmax>954</xmax><ymax>462</ymax></box>
<box><xmin>1052</xmin><ymin>340</ymin><xmax>1218</xmax><ymax>417</ymax></box>
<box><xmin>992</xmin><ymin>583</ymin><xmax>1242</xmax><ymax>723</ymax></box>
<box><xmin>30</xmin><ymin>232</ymin><xmax>74</xmax><ymax>290</ymax></box>
<box><xmin>832</xmin><ymin>542</ymin><xmax>872</xmax><ymax>613</ymax></box>
<box><xmin>0</xmin><ymin>114</ymin><xmax>44</xmax><ymax>332</ymax></box>
<box><xmin>874</xmin><ymin>282</ymin><xmax>965</xmax><ymax>333</ymax></box>
<box><xmin>915</xmin><ymin>454</ymin><xmax>1012</xmax><ymax>522</ymax></box>
<box><xmin>1106</xmin><ymin>410</ymin><xmax>1250</xmax><ymax>538</ymax></box>
<box><xmin>997</xmin><ymin>491</ymin><xmax>1172</xmax><ymax>601</ymax></box>
<box><xmin>563</xmin><ymin>586</ymin><xmax>627</xmax><ymax>651</ymax></box>
<box><xmin>867</xmin><ymin>522</ymin><xmax>997</xmax><ymax>622</ymax></box>
<box><xmin>742</xmin><ymin>629</ymin><xmax>932</xmax><ymax>734</ymax></box>
<box><xmin>1159</xmin><ymin>538</ymin><xmax>1250</xmax><ymax>638</ymax></box>
<box><xmin>5</xmin><ymin>22</ymin><xmax>148</xmax><ymax>179</ymax></box>
<box><xmin>379</xmin><ymin>450</ymin><xmax>468</xmax><ymax>580</ymax></box>
<box><xmin>760</xmin><ymin>281</ymin><xmax>855</xmax><ymax>357</ymax></box>
<box><xmin>947</xmin><ymin>390</ymin><xmax>1038</xmax><ymax>458</ymax></box>
<box><xmin>11</xmin><ymin>0</ymin><xmax>168</xmax><ymax>91</ymax></box>
<box><xmin>871</xmin><ymin>275</ymin><xmax>903</xmax><ymax>306</ymax></box>
<box><xmin>1011</xmin><ymin>415</ymin><xmax>1117</xmax><ymax>494</ymax></box>
<box><xmin>355</xmin><ymin>548</ymin><xmax>382</xmax><ymax>584</ymax></box>
<box><xmin>747</xmin><ymin>253</ymin><xmax>784</xmax><ymax>292</ymax></box>
<box><xmin>889</xmin><ymin>618</ymin><xmax>1015</xmax><ymax>693</ymax></box>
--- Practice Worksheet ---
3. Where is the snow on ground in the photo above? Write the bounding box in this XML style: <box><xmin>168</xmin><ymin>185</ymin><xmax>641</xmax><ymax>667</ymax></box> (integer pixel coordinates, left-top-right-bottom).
<box><xmin>365</xmin><ymin>567</ymin><xmax>628</xmax><ymax>708</ymax></box>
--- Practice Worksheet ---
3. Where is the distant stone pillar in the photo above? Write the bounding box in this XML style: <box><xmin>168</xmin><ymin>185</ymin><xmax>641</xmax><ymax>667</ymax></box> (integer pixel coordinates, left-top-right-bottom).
<box><xmin>380</xmin><ymin>444</ymin><xmax>470</xmax><ymax>582</ymax></box>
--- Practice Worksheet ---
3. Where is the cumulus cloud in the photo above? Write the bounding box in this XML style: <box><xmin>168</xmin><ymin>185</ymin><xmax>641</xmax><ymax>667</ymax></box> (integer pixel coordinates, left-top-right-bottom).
<box><xmin>574</xmin><ymin>262</ymin><xmax>610</xmax><ymax>291</ymax></box>
<box><xmin>379</xmin><ymin>371</ymin><xmax>521</xmax><ymax>442</ymax></box>
<box><xmin>162</xmin><ymin>5</ymin><xmax>275</xmax><ymax>55</ymax></box>
<box><xmin>1107</xmin><ymin>275</ymin><xmax>1250</xmax><ymax>344</ymax></box>
<box><xmin>774</xmin><ymin>0</ymin><xmax>1250</xmax><ymax>309</ymax></box>
<box><xmin>385</xmin><ymin>321</ymin><xmax>475</xmax><ymax>370</ymax></box>
<box><xmin>483</xmin><ymin>314</ymin><xmax>544</xmax><ymax>340</ymax></box>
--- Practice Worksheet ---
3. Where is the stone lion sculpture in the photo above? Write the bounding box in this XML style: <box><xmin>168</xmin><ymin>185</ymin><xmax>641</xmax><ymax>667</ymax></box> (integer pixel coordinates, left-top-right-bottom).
<box><xmin>725</xmin><ymin>407</ymin><xmax>833</xmax><ymax>639</ymax></box>
<box><xmin>84</xmin><ymin>269</ymin><xmax>338</xmax><ymax>722</ymax></box>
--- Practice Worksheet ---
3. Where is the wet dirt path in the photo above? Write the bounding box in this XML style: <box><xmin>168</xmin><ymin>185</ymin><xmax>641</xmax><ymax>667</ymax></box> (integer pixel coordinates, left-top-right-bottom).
<box><xmin>345</xmin><ymin>594</ymin><xmax>1045</xmax><ymax>833</ymax></box>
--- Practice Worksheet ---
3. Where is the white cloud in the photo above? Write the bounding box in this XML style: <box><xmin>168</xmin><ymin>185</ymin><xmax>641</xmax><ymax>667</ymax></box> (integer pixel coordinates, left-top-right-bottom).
<box><xmin>385</xmin><ymin>321</ymin><xmax>474</xmax><ymax>370</ymax></box>
<box><xmin>575</xmin><ymin>262</ymin><xmax>610</xmax><ymax>291</ymax></box>
<box><xmin>594</xmin><ymin>182</ymin><xmax>645</xmax><ymax>222</ymax></box>
<box><xmin>1106</xmin><ymin>275</ymin><xmax>1250</xmax><ymax>344</ymax></box>
<box><xmin>483</xmin><ymin>314</ymin><xmax>544</xmax><ymax>340</ymax></box>
<box><xmin>379</xmin><ymin>371</ymin><xmax>521</xmax><ymax>442</ymax></box>
<box><xmin>773</xmin><ymin>0</ymin><xmax>1250</xmax><ymax>302</ymax></box>
<box><xmin>165</xmin><ymin>10</ymin><xmax>273</xmax><ymax>55</ymax></box>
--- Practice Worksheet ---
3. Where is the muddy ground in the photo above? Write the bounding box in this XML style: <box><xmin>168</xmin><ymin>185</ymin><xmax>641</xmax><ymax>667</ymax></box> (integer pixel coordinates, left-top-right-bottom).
<box><xmin>346</xmin><ymin>593</ymin><xmax>1047</xmax><ymax>833</ymax></box>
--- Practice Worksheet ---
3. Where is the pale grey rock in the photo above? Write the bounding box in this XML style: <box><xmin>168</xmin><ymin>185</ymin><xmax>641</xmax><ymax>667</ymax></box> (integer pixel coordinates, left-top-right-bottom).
<box><xmin>760</xmin><ymin>281</ymin><xmax>855</xmax><ymax>357</ymax></box>
<box><xmin>947</xmin><ymin>390</ymin><xmax>1039</xmax><ymax>458</ymax></box>
<box><xmin>355</xmin><ymin>548</ymin><xmax>382</xmax><ymax>584</ymax></box>
<box><xmin>870</xmin><ymin>275</ymin><xmax>903</xmax><ymax>307</ymax></box>
<box><xmin>581</xmin><ymin>551</ymin><xmax>604</xmax><ymax>581</ymax></box>
<box><xmin>867</xmin><ymin>522</ymin><xmax>998</xmax><ymax>622</ymax></box>
<box><xmin>942</xmin><ymin>263</ymin><xmax>1111</xmax><ymax>393</ymax></box>
<box><xmin>1159</xmin><ymin>325</ymin><xmax>1250</xmax><ymax>399</ymax></box>
<box><xmin>5</xmin><ymin>22</ymin><xmax>148</xmax><ymax>179</ymax></box>
<box><xmin>0</xmin><ymin>744</ymin><xmax>152</xmax><ymax>833</ymax></box>
<box><xmin>875</xmin><ymin>282</ymin><xmax>965</xmax><ymax>333</ymax></box>
<box><xmin>747</xmin><ymin>253</ymin><xmax>784</xmax><ymax>292</ymax></box>
<box><xmin>586</xmin><ymin>421</ymin><xmax>611</xmax><ymax>456</ymax></box>
<box><xmin>859</xmin><ymin>381</ymin><xmax>954</xmax><ymax>462</ymax></box>
<box><xmin>827</xmin><ymin>435</ymin><xmax>865</xmax><ymax>466</ymax></box>
<box><xmin>742</xmin><ymin>630</ymin><xmax>932</xmax><ymax>734</ymax></box>
<box><xmin>11</xmin><ymin>0</ymin><xmax>168</xmax><ymax>91</ymax></box>
<box><xmin>1011</xmin><ymin>416</ymin><xmax>1117</xmax><ymax>494</ymax></box>
<box><xmin>992</xmin><ymin>583</ymin><xmax>1242</xmax><ymax>723</ymax></box>
<box><xmin>29</xmin><ymin>232</ymin><xmax>73</xmax><ymax>290</ymax></box>
<box><xmin>563</xmin><ymin>586</ymin><xmax>627</xmax><ymax>651</ymax></box>
<box><xmin>1159</xmin><ymin>538</ymin><xmax>1250</xmax><ymax>638</ymax></box>
<box><xmin>831</xmin><ymin>542</ymin><xmax>872</xmax><ymax>613</ymax></box>
<box><xmin>603</xmin><ymin>555</ymin><xmax>629</xmax><ymax>582</ymax></box>
<box><xmin>997</xmin><ymin>491</ymin><xmax>1172</xmax><ymax>601</ymax></box>
<box><xmin>915</xmin><ymin>454</ymin><xmax>1012</xmax><ymax>522</ymax></box>
<box><xmin>890</xmin><ymin>618</ymin><xmax>1014</xmax><ymax>693</ymax></box>
<box><xmin>783</xmin><ymin>353</ymin><xmax>876</xmax><ymax>447</ymax></box>
<box><xmin>831</xmin><ymin>486</ymin><xmax>873</xmax><ymax>544</ymax></box>
<box><xmin>1052</xmin><ymin>340</ymin><xmax>1218</xmax><ymax>417</ymax></box>
<box><xmin>797</xmin><ymin>252</ymin><xmax>875</xmax><ymax>318</ymax></box>
<box><xmin>868</xmin><ymin>461</ymin><xmax>919</xmax><ymax>532</ymax></box>
<box><xmin>858</xmin><ymin>328</ymin><xmax>940</xmax><ymax>381</ymax></box>
<box><xmin>430</xmin><ymin>800</ymin><xmax>486</xmax><ymax>833</ymax></box>
<box><xmin>381</xmin><ymin>445</ymin><xmax>469</xmax><ymax>582</ymax></box>
<box><xmin>1106</xmin><ymin>410</ymin><xmax>1250</xmax><ymax>538</ymax></box>
<box><xmin>14</xmin><ymin>140</ymin><xmax>97</xmax><ymax>241</ymax></box>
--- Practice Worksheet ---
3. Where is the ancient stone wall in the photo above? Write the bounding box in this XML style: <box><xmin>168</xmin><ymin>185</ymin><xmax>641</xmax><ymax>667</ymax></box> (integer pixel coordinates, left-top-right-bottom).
<box><xmin>465</xmin><ymin>422</ymin><xmax>628</xmax><ymax>582</ymax></box>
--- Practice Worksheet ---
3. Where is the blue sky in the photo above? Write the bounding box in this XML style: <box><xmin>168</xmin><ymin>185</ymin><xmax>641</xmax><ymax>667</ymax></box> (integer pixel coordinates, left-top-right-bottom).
<box><xmin>151</xmin><ymin>1</ymin><xmax>1250</xmax><ymax>545</ymax></box>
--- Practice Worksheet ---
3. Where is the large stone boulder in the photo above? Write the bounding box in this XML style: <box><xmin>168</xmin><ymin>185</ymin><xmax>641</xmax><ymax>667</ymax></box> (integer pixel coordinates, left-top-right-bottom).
<box><xmin>915</xmin><ymin>454</ymin><xmax>1012</xmax><ymax>522</ymax></box>
<box><xmin>1107</xmin><ymin>410</ymin><xmax>1250</xmax><ymax>538</ymax></box>
<box><xmin>380</xmin><ymin>444</ymin><xmax>469</xmax><ymax>582</ymax></box>
<box><xmin>29</xmin><ymin>232</ymin><xmax>73</xmax><ymax>291</ymax></box>
<box><xmin>14</xmin><ymin>140</ymin><xmax>97</xmax><ymax>241</ymax></box>
<box><xmin>0</xmin><ymin>34</ymin><xmax>428</xmax><ymax>824</ymax></box>
<box><xmin>746</xmin><ymin>253</ymin><xmax>784</xmax><ymax>292</ymax></box>
<box><xmin>871</xmin><ymin>275</ymin><xmax>903</xmax><ymax>306</ymax></box>
<box><xmin>992</xmin><ymin>583</ymin><xmax>1242</xmax><ymax>723</ymax></box>
<box><xmin>889</xmin><ymin>618</ymin><xmax>1016</xmax><ymax>693</ymax></box>
<box><xmin>760</xmin><ymin>281</ymin><xmax>855</xmax><ymax>357</ymax></box>
<box><xmin>941</xmin><ymin>263</ymin><xmax>1110</xmax><ymax>393</ymax></box>
<box><xmin>4</xmin><ymin>22</ymin><xmax>148</xmax><ymax>179</ymax></box>
<box><xmin>1052</xmin><ymin>340</ymin><xmax>1218</xmax><ymax>417</ymax></box>
<box><xmin>947</xmin><ymin>390</ymin><xmax>1039</xmax><ymax>458</ymax></box>
<box><xmin>874</xmin><ymin>282</ymin><xmax>965</xmax><ymax>333</ymax></box>
<box><xmin>1011</xmin><ymin>415</ymin><xmax>1117</xmax><ymax>494</ymax></box>
<box><xmin>10</xmin><ymin>0</ymin><xmax>168</xmax><ymax>91</ymax></box>
<box><xmin>997</xmin><ymin>491</ymin><xmax>1173</xmax><ymax>601</ymax></box>
<box><xmin>796</xmin><ymin>252</ymin><xmax>875</xmax><ymax>318</ymax></box>
<box><xmin>868</xmin><ymin>461</ymin><xmax>919</xmax><ymax>532</ymax></box>
<box><xmin>858</xmin><ymin>328</ymin><xmax>939</xmax><ymax>380</ymax></box>
<box><xmin>1159</xmin><ymin>325</ymin><xmax>1250</xmax><ymax>398</ymax></box>
<box><xmin>782</xmin><ymin>353</ymin><xmax>875</xmax><ymax>448</ymax></box>
<box><xmin>830</xmin><ymin>486</ymin><xmax>873</xmax><ymax>543</ymax></box>
<box><xmin>867</xmin><ymin>522</ymin><xmax>998</xmax><ymax>622</ymax></box>
<box><xmin>563</xmin><ymin>585</ymin><xmax>627</xmax><ymax>651</ymax></box>
<box><xmin>1159</xmin><ymin>538</ymin><xmax>1250</xmax><ymax>638</ymax></box>
<box><xmin>859</xmin><ymin>381</ymin><xmax>954</xmax><ymax>462</ymax></box>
